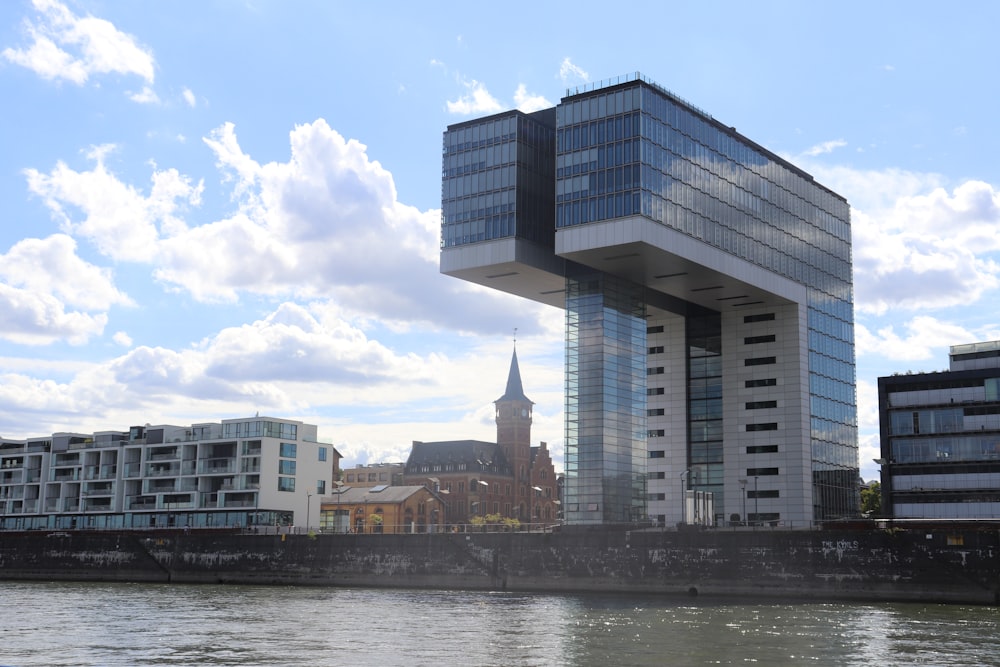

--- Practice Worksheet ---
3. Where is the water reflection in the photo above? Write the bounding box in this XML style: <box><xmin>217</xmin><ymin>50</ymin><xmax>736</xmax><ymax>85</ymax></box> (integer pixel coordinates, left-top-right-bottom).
<box><xmin>0</xmin><ymin>583</ymin><xmax>998</xmax><ymax>666</ymax></box>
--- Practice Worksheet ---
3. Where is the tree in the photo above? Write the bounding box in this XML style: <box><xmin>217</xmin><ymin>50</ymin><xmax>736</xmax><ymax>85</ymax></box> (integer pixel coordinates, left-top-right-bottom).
<box><xmin>861</xmin><ymin>481</ymin><xmax>881</xmax><ymax>517</ymax></box>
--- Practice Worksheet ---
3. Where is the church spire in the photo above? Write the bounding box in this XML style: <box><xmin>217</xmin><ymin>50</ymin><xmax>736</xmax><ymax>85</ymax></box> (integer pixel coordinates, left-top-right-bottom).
<box><xmin>498</xmin><ymin>345</ymin><xmax>532</xmax><ymax>404</ymax></box>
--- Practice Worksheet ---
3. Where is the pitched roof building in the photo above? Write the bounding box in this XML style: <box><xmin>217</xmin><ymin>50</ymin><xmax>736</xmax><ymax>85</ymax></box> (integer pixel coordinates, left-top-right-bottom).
<box><xmin>403</xmin><ymin>348</ymin><xmax>558</xmax><ymax>527</ymax></box>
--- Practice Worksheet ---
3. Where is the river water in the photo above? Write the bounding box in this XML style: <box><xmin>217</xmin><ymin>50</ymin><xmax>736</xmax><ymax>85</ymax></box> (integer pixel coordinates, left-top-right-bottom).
<box><xmin>1</xmin><ymin>582</ymin><xmax>998</xmax><ymax>666</ymax></box>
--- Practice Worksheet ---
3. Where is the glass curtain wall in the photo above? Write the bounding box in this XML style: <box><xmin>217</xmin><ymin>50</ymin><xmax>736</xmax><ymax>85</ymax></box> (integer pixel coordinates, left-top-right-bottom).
<box><xmin>442</xmin><ymin>109</ymin><xmax>555</xmax><ymax>250</ymax></box>
<box><xmin>572</xmin><ymin>78</ymin><xmax>858</xmax><ymax>522</ymax></box>
<box><xmin>564</xmin><ymin>271</ymin><xmax>647</xmax><ymax>524</ymax></box>
<box><xmin>687</xmin><ymin>313</ymin><xmax>724</xmax><ymax>521</ymax></box>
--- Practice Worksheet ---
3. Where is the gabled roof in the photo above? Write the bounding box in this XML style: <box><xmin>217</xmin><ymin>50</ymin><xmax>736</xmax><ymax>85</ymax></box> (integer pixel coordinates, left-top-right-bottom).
<box><xmin>497</xmin><ymin>347</ymin><xmax>532</xmax><ymax>404</ymax></box>
<box><xmin>321</xmin><ymin>485</ymin><xmax>432</xmax><ymax>505</ymax></box>
<box><xmin>405</xmin><ymin>439</ymin><xmax>513</xmax><ymax>476</ymax></box>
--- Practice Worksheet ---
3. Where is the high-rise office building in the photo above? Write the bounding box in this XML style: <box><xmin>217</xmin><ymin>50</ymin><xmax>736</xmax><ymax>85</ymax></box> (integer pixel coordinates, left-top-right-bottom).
<box><xmin>878</xmin><ymin>340</ymin><xmax>1000</xmax><ymax>519</ymax></box>
<box><xmin>441</xmin><ymin>73</ymin><xmax>859</xmax><ymax>527</ymax></box>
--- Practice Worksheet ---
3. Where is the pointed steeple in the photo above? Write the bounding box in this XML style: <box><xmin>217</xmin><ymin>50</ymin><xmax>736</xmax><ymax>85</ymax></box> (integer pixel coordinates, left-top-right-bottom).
<box><xmin>498</xmin><ymin>346</ymin><xmax>532</xmax><ymax>404</ymax></box>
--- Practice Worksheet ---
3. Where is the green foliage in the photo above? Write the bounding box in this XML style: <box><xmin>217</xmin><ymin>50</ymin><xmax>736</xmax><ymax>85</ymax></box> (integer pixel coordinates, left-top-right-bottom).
<box><xmin>861</xmin><ymin>481</ymin><xmax>881</xmax><ymax>517</ymax></box>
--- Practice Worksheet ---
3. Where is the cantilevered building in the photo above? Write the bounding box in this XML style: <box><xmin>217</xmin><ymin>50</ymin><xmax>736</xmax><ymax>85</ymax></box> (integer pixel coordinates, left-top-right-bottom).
<box><xmin>441</xmin><ymin>73</ymin><xmax>859</xmax><ymax>527</ymax></box>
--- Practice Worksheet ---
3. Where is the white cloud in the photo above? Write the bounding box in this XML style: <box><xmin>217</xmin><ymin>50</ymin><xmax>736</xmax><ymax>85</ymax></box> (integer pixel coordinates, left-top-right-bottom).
<box><xmin>3</xmin><ymin>0</ymin><xmax>155</xmax><ymax>88</ymax></box>
<box><xmin>24</xmin><ymin>145</ymin><xmax>203</xmax><ymax>261</ymax></box>
<box><xmin>0</xmin><ymin>283</ymin><xmax>108</xmax><ymax>346</ymax></box>
<box><xmin>513</xmin><ymin>84</ymin><xmax>552</xmax><ymax>113</ymax></box>
<box><xmin>0</xmin><ymin>234</ymin><xmax>130</xmax><ymax>346</ymax></box>
<box><xmin>182</xmin><ymin>88</ymin><xmax>196</xmax><ymax>107</ymax></box>
<box><xmin>850</xmin><ymin>181</ymin><xmax>1000</xmax><ymax>315</ymax></box>
<box><xmin>802</xmin><ymin>139</ymin><xmax>846</xmax><ymax>156</ymax></box>
<box><xmin>559</xmin><ymin>57</ymin><xmax>588</xmax><ymax>85</ymax></box>
<box><xmin>129</xmin><ymin>85</ymin><xmax>160</xmax><ymax>104</ymax></box>
<box><xmin>112</xmin><ymin>331</ymin><xmax>132</xmax><ymax>347</ymax></box>
<box><xmin>855</xmin><ymin>317</ymin><xmax>978</xmax><ymax>363</ymax></box>
<box><xmin>446</xmin><ymin>79</ymin><xmax>502</xmax><ymax>115</ymax></box>
<box><xmin>0</xmin><ymin>302</ymin><xmax>564</xmax><ymax>457</ymax></box>
<box><xmin>0</xmin><ymin>234</ymin><xmax>131</xmax><ymax>311</ymax></box>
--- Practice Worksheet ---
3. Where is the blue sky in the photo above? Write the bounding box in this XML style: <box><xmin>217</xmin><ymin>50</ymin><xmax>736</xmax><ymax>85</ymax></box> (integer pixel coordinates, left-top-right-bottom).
<box><xmin>2</xmin><ymin>0</ymin><xmax>999</xmax><ymax>482</ymax></box>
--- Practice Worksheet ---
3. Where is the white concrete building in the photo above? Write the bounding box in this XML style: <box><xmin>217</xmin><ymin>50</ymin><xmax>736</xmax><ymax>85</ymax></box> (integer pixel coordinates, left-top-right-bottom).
<box><xmin>0</xmin><ymin>416</ymin><xmax>337</xmax><ymax>531</ymax></box>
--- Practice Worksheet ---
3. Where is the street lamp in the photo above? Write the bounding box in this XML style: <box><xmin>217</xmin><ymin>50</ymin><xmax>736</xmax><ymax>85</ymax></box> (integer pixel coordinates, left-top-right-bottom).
<box><xmin>753</xmin><ymin>476</ymin><xmax>759</xmax><ymax>528</ymax></box>
<box><xmin>306</xmin><ymin>492</ymin><xmax>312</xmax><ymax>533</ymax></box>
<box><xmin>679</xmin><ymin>469</ymin><xmax>691</xmax><ymax>526</ymax></box>
<box><xmin>738</xmin><ymin>478</ymin><xmax>747</xmax><ymax>526</ymax></box>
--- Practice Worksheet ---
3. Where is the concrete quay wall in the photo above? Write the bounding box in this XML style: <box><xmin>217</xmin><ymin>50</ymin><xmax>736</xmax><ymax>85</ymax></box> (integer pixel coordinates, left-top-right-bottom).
<box><xmin>1</xmin><ymin>527</ymin><xmax>998</xmax><ymax>604</ymax></box>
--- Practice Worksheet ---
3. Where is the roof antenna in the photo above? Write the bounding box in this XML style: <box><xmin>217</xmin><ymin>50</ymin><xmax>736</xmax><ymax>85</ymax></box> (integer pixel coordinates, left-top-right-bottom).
<box><xmin>513</xmin><ymin>327</ymin><xmax>517</xmax><ymax>347</ymax></box>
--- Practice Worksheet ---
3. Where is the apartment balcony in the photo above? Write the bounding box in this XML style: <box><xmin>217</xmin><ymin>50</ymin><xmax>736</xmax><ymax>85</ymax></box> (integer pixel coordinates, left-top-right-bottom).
<box><xmin>50</xmin><ymin>470</ymin><xmax>81</xmax><ymax>482</ymax></box>
<box><xmin>199</xmin><ymin>460</ymin><xmax>237</xmax><ymax>475</ymax></box>
<box><xmin>146</xmin><ymin>465</ymin><xmax>181</xmax><ymax>477</ymax></box>
<box><xmin>126</xmin><ymin>496</ymin><xmax>157</xmax><ymax>510</ymax></box>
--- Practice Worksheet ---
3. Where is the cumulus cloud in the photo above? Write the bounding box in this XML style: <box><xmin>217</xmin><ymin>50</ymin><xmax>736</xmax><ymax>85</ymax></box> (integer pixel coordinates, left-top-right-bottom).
<box><xmin>0</xmin><ymin>302</ymin><xmax>527</xmax><ymax>435</ymax></box>
<box><xmin>21</xmin><ymin>118</ymin><xmax>551</xmax><ymax>336</ymax></box>
<box><xmin>0</xmin><ymin>234</ymin><xmax>131</xmax><ymax>345</ymax></box>
<box><xmin>513</xmin><ymin>84</ymin><xmax>552</xmax><ymax>113</ymax></box>
<box><xmin>129</xmin><ymin>85</ymin><xmax>160</xmax><ymax>104</ymax></box>
<box><xmin>24</xmin><ymin>145</ymin><xmax>203</xmax><ymax>261</ymax></box>
<box><xmin>850</xmin><ymin>181</ymin><xmax>1000</xmax><ymax>315</ymax></box>
<box><xmin>2</xmin><ymin>0</ymin><xmax>155</xmax><ymax>88</ymax></box>
<box><xmin>446</xmin><ymin>79</ymin><xmax>502</xmax><ymax>115</ymax></box>
<box><xmin>182</xmin><ymin>88</ymin><xmax>196</xmax><ymax>107</ymax></box>
<box><xmin>855</xmin><ymin>316</ymin><xmax>979</xmax><ymax>363</ymax></box>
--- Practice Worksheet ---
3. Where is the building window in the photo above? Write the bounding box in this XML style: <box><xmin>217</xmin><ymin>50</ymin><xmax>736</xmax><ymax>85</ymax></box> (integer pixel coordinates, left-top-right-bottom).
<box><xmin>647</xmin><ymin>367</ymin><xmax>664</xmax><ymax>375</ymax></box>
<box><xmin>368</xmin><ymin>473</ymin><xmax>377</xmax><ymax>482</ymax></box>
<box><xmin>316</xmin><ymin>480</ymin><xmax>326</xmax><ymax>494</ymax></box>
<box><xmin>746</xmin><ymin>401</ymin><xmax>778</xmax><ymax>410</ymax></box>
<box><xmin>746</xmin><ymin>445</ymin><xmax>779</xmax><ymax>454</ymax></box>
<box><xmin>647</xmin><ymin>325</ymin><xmax>664</xmax><ymax>334</ymax></box>
<box><xmin>748</xmin><ymin>489</ymin><xmax>780</xmax><ymax>499</ymax></box>
<box><xmin>744</xmin><ymin>313</ymin><xmax>775</xmax><ymax>323</ymax></box>
<box><xmin>279</xmin><ymin>460</ymin><xmax>296</xmax><ymax>475</ymax></box>
<box><xmin>746</xmin><ymin>378</ymin><xmax>777</xmax><ymax>388</ymax></box>
<box><xmin>647</xmin><ymin>429</ymin><xmax>665</xmax><ymax>437</ymax></box>
<box><xmin>647</xmin><ymin>387</ymin><xmax>664</xmax><ymax>396</ymax></box>
<box><xmin>648</xmin><ymin>471</ymin><xmax>665</xmax><ymax>479</ymax></box>
<box><xmin>458</xmin><ymin>482</ymin><xmax>465</xmax><ymax>493</ymax></box>
<box><xmin>747</xmin><ymin>467</ymin><xmax>779</xmax><ymax>476</ymax></box>
<box><xmin>648</xmin><ymin>408</ymin><xmax>665</xmax><ymax>416</ymax></box>
<box><xmin>279</xmin><ymin>443</ymin><xmax>297</xmax><ymax>458</ymax></box>
<box><xmin>379</xmin><ymin>473</ymin><xmax>388</xmax><ymax>481</ymax></box>
<box><xmin>744</xmin><ymin>335</ymin><xmax>776</xmax><ymax>344</ymax></box>
<box><xmin>746</xmin><ymin>423</ymin><xmax>778</xmax><ymax>432</ymax></box>
<box><xmin>647</xmin><ymin>493</ymin><xmax>666</xmax><ymax>501</ymax></box>
<box><xmin>649</xmin><ymin>450</ymin><xmax>665</xmax><ymax>458</ymax></box>
<box><xmin>648</xmin><ymin>345</ymin><xmax>664</xmax><ymax>354</ymax></box>
<box><xmin>278</xmin><ymin>477</ymin><xmax>295</xmax><ymax>492</ymax></box>
<box><xmin>318</xmin><ymin>447</ymin><xmax>328</xmax><ymax>462</ymax></box>
<box><xmin>745</xmin><ymin>356</ymin><xmax>776</xmax><ymax>366</ymax></box>
<box><xmin>346</xmin><ymin>474</ymin><xmax>355</xmax><ymax>482</ymax></box>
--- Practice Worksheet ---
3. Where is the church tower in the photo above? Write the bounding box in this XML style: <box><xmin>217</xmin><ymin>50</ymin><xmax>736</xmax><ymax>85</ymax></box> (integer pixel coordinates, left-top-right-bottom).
<box><xmin>495</xmin><ymin>346</ymin><xmax>533</xmax><ymax>516</ymax></box>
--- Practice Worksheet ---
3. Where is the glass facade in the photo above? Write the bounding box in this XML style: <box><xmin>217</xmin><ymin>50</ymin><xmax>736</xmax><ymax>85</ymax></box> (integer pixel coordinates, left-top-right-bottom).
<box><xmin>880</xmin><ymin>359</ymin><xmax>1000</xmax><ymax>518</ymax></box>
<box><xmin>555</xmin><ymin>77</ymin><xmax>857</xmax><ymax>522</ymax></box>
<box><xmin>564</xmin><ymin>271</ymin><xmax>647</xmax><ymax>524</ymax></box>
<box><xmin>687</xmin><ymin>313</ymin><xmax>724</xmax><ymax>514</ymax></box>
<box><xmin>441</xmin><ymin>109</ymin><xmax>556</xmax><ymax>249</ymax></box>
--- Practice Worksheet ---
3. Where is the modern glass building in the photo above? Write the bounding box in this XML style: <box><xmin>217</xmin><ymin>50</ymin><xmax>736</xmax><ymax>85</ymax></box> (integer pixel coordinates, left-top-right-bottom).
<box><xmin>442</xmin><ymin>73</ymin><xmax>859</xmax><ymax>527</ymax></box>
<box><xmin>878</xmin><ymin>340</ymin><xmax>1000</xmax><ymax>519</ymax></box>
